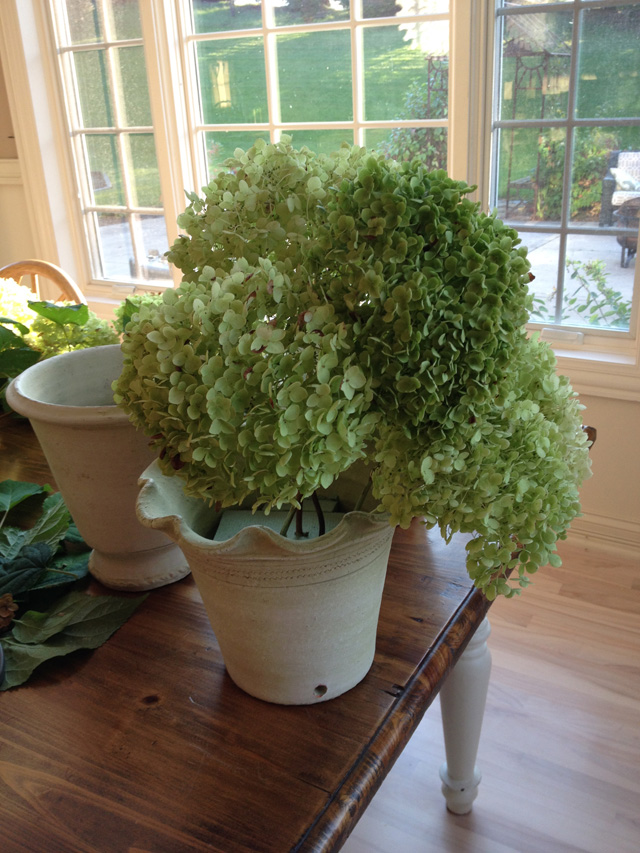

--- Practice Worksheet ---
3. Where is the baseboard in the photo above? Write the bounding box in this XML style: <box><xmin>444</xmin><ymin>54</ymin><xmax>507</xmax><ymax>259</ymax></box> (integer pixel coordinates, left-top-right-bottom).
<box><xmin>567</xmin><ymin>512</ymin><xmax>640</xmax><ymax>557</ymax></box>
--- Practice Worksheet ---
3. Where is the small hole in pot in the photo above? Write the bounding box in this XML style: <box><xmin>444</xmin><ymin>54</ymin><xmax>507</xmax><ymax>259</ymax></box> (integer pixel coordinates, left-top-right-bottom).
<box><xmin>314</xmin><ymin>684</ymin><xmax>328</xmax><ymax>697</ymax></box>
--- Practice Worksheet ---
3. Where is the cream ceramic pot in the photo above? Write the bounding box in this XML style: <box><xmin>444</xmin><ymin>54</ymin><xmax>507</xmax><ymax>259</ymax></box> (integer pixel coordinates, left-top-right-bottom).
<box><xmin>137</xmin><ymin>460</ymin><xmax>396</xmax><ymax>705</ymax></box>
<box><xmin>6</xmin><ymin>345</ymin><xmax>189</xmax><ymax>591</ymax></box>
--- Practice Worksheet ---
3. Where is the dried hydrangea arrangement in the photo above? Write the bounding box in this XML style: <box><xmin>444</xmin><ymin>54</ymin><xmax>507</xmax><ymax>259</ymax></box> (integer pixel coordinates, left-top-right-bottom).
<box><xmin>114</xmin><ymin>137</ymin><xmax>592</xmax><ymax>599</ymax></box>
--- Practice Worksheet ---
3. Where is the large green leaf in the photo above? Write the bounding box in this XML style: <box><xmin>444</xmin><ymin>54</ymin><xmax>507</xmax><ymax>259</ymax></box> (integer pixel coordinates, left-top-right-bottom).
<box><xmin>28</xmin><ymin>301</ymin><xmax>89</xmax><ymax>327</ymax></box>
<box><xmin>29</xmin><ymin>550</ymin><xmax>90</xmax><ymax>591</ymax></box>
<box><xmin>0</xmin><ymin>542</ymin><xmax>53</xmax><ymax>595</ymax></box>
<box><xmin>0</xmin><ymin>526</ymin><xmax>29</xmax><ymax>562</ymax></box>
<box><xmin>27</xmin><ymin>492</ymin><xmax>71</xmax><ymax>551</ymax></box>
<box><xmin>0</xmin><ymin>317</ymin><xmax>30</xmax><ymax>336</ymax></box>
<box><xmin>0</xmin><ymin>480</ymin><xmax>46</xmax><ymax>515</ymax></box>
<box><xmin>0</xmin><ymin>324</ymin><xmax>25</xmax><ymax>348</ymax></box>
<box><xmin>0</xmin><ymin>346</ymin><xmax>40</xmax><ymax>377</ymax></box>
<box><xmin>0</xmin><ymin>590</ymin><xmax>147</xmax><ymax>689</ymax></box>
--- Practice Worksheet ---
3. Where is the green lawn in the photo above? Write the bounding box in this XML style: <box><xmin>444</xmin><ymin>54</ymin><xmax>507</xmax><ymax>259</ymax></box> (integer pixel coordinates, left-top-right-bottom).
<box><xmin>74</xmin><ymin>1</ymin><xmax>639</xmax><ymax>217</ymax></box>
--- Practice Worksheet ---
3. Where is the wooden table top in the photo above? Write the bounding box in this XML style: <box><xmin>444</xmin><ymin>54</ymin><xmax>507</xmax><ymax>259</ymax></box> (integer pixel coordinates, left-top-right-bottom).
<box><xmin>0</xmin><ymin>417</ymin><xmax>491</xmax><ymax>853</ymax></box>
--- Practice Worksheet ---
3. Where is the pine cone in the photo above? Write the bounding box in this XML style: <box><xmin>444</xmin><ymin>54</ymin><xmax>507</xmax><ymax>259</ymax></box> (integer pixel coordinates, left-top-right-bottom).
<box><xmin>0</xmin><ymin>593</ymin><xmax>18</xmax><ymax>632</ymax></box>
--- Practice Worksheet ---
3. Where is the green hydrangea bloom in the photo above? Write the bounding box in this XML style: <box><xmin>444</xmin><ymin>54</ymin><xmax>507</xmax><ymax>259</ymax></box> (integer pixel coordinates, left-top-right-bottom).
<box><xmin>115</xmin><ymin>138</ymin><xmax>592</xmax><ymax>599</ymax></box>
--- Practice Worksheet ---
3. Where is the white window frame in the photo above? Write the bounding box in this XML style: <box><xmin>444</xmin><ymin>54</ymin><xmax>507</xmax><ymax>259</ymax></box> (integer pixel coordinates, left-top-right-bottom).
<box><xmin>0</xmin><ymin>0</ymin><xmax>638</xmax><ymax>399</ymax></box>
<box><xmin>488</xmin><ymin>0</ymin><xmax>640</xmax><ymax>399</ymax></box>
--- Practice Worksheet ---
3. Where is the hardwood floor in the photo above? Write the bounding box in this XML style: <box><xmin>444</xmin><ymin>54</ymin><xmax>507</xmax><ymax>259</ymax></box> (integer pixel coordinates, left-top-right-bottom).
<box><xmin>343</xmin><ymin>540</ymin><xmax>640</xmax><ymax>853</ymax></box>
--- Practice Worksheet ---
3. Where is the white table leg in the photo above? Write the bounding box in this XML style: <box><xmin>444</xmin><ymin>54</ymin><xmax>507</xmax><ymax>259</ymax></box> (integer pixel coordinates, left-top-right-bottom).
<box><xmin>439</xmin><ymin>617</ymin><xmax>492</xmax><ymax>815</ymax></box>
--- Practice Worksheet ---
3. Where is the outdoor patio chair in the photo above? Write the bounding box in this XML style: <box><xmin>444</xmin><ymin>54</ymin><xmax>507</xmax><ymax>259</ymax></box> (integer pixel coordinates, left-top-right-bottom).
<box><xmin>600</xmin><ymin>150</ymin><xmax>640</xmax><ymax>227</ymax></box>
<box><xmin>614</xmin><ymin>197</ymin><xmax>640</xmax><ymax>268</ymax></box>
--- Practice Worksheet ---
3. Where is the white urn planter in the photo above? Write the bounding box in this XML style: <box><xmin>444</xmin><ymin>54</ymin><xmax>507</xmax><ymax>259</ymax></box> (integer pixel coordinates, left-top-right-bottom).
<box><xmin>137</xmin><ymin>460</ymin><xmax>396</xmax><ymax>704</ymax></box>
<box><xmin>5</xmin><ymin>345</ymin><xmax>189</xmax><ymax>591</ymax></box>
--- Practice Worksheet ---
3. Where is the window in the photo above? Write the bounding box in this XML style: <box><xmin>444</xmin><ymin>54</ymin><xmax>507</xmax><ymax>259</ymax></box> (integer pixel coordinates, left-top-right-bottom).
<box><xmin>183</xmin><ymin>0</ymin><xmax>450</xmax><ymax>187</ymax></box>
<box><xmin>50</xmin><ymin>0</ymin><xmax>171</xmax><ymax>283</ymax></box>
<box><xmin>48</xmin><ymin>0</ymin><xmax>457</xmax><ymax>287</ymax></box>
<box><xmin>3</xmin><ymin>0</ymin><xmax>639</xmax><ymax>384</ymax></box>
<box><xmin>491</xmin><ymin>0</ymin><xmax>640</xmax><ymax>338</ymax></box>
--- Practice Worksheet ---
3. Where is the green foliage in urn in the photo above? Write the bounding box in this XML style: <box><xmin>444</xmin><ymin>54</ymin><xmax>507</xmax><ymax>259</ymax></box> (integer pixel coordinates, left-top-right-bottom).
<box><xmin>114</xmin><ymin>138</ymin><xmax>592</xmax><ymax>599</ymax></box>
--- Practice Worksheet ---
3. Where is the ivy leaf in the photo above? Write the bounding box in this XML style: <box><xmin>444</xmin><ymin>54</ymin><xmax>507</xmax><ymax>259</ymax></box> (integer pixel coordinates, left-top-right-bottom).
<box><xmin>0</xmin><ymin>480</ymin><xmax>47</xmax><ymax>515</ymax></box>
<box><xmin>28</xmin><ymin>301</ymin><xmax>90</xmax><ymax>327</ymax></box>
<box><xmin>0</xmin><ymin>590</ymin><xmax>147</xmax><ymax>689</ymax></box>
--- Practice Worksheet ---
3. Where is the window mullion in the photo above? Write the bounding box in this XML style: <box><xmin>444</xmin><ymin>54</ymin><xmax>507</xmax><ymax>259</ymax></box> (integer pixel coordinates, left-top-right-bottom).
<box><xmin>262</xmin><ymin>3</ymin><xmax>281</xmax><ymax>140</ymax></box>
<box><xmin>352</xmin><ymin>2</ymin><xmax>363</xmax><ymax>146</ymax></box>
<box><xmin>140</xmin><ymin>0</ymin><xmax>196</xmax><ymax>259</ymax></box>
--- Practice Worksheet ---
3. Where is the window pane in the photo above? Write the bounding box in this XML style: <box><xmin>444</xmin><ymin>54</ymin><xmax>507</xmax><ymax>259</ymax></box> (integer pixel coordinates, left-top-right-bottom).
<box><xmin>499</xmin><ymin>11</ymin><xmax>572</xmax><ymax>122</ymax></box>
<box><xmin>96</xmin><ymin>213</ymin><xmax>133</xmax><ymax>279</ymax></box>
<box><xmin>136</xmin><ymin>215</ymin><xmax>171</xmax><ymax>281</ymax></box>
<box><xmin>85</xmin><ymin>134</ymin><xmax>124</xmax><ymax>205</ymax></box>
<box><xmin>570</xmin><ymin>126</ymin><xmax>640</xmax><ymax>226</ymax></box>
<box><xmin>286</xmin><ymin>129</ymin><xmax>353</xmax><ymax>155</ymax></box>
<box><xmin>521</xmin><ymin>233</ymin><xmax>562</xmax><ymax>322</ymax></box>
<box><xmin>65</xmin><ymin>0</ymin><xmax>102</xmax><ymax>45</ymax></box>
<box><xmin>576</xmin><ymin>5</ymin><xmax>640</xmax><ymax>120</ymax></box>
<box><xmin>116</xmin><ymin>47</ymin><xmax>153</xmax><ymax>126</ymax></box>
<box><xmin>197</xmin><ymin>38</ymin><xmax>268</xmax><ymax>124</ymax></box>
<box><xmin>363</xmin><ymin>23</ymin><xmax>448</xmax><ymax>122</ymax></box>
<box><xmin>561</xmin><ymin>234</ymin><xmax>635</xmax><ymax>331</ymax></box>
<box><xmin>108</xmin><ymin>0</ymin><xmax>142</xmax><ymax>40</ymax></box>
<box><xmin>192</xmin><ymin>0</ymin><xmax>262</xmax><ymax>34</ymax></box>
<box><xmin>74</xmin><ymin>50</ymin><xmax>114</xmax><ymax>127</ymax></box>
<box><xmin>366</xmin><ymin>126</ymin><xmax>447</xmax><ymax>170</ymax></box>
<box><xmin>496</xmin><ymin>126</ymin><xmax>565</xmax><ymax>225</ymax></box>
<box><xmin>500</xmin><ymin>0</ymin><xmax>571</xmax><ymax>6</ymax></box>
<box><xmin>528</xmin><ymin>231</ymin><xmax>635</xmax><ymax>332</ymax></box>
<box><xmin>362</xmin><ymin>0</ymin><xmax>449</xmax><ymax>18</ymax></box>
<box><xmin>277</xmin><ymin>31</ymin><xmax>352</xmax><ymax>123</ymax></box>
<box><xmin>596</xmin><ymin>130</ymin><xmax>640</xmax><ymax>232</ymax></box>
<box><xmin>204</xmin><ymin>130</ymin><xmax>271</xmax><ymax>177</ymax></box>
<box><xmin>126</xmin><ymin>134</ymin><xmax>162</xmax><ymax>207</ymax></box>
<box><xmin>272</xmin><ymin>0</ymin><xmax>349</xmax><ymax>26</ymax></box>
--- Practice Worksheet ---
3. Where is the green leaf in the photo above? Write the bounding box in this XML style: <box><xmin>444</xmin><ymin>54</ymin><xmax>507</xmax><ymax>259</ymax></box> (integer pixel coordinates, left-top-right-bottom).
<box><xmin>29</xmin><ymin>551</ymin><xmax>90</xmax><ymax>591</ymax></box>
<box><xmin>28</xmin><ymin>301</ymin><xmax>90</xmax><ymax>327</ymax></box>
<box><xmin>0</xmin><ymin>526</ymin><xmax>29</xmax><ymax>561</ymax></box>
<box><xmin>0</xmin><ymin>480</ymin><xmax>46</xmax><ymax>515</ymax></box>
<box><xmin>0</xmin><ymin>565</ymin><xmax>44</xmax><ymax>596</ymax></box>
<box><xmin>0</xmin><ymin>324</ymin><xmax>24</xmax><ymax>348</ymax></box>
<box><xmin>0</xmin><ymin>317</ymin><xmax>30</xmax><ymax>336</ymax></box>
<box><xmin>63</xmin><ymin>521</ymin><xmax>89</xmax><ymax>549</ymax></box>
<box><xmin>0</xmin><ymin>590</ymin><xmax>147</xmax><ymax>689</ymax></box>
<box><xmin>0</xmin><ymin>346</ymin><xmax>40</xmax><ymax>376</ymax></box>
<box><xmin>27</xmin><ymin>492</ymin><xmax>71</xmax><ymax>551</ymax></box>
<box><xmin>0</xmin><ymin>542</ymin><xmax>52</xmax><ymax>595</ymax></box>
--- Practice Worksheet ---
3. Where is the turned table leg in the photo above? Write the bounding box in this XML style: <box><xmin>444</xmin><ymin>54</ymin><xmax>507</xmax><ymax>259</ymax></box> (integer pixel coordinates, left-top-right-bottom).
<box><xmin>439</xmin><ymin>617</ymin><xmax>492</xmax><ymax>814</ymax></box>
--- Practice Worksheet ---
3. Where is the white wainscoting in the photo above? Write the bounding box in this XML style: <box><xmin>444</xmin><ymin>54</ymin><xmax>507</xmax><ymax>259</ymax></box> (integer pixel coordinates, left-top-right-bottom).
<box><xmin>0</xmin><ymin>158</ymin><xmax>37</xmax><ymax>264</ymax></box>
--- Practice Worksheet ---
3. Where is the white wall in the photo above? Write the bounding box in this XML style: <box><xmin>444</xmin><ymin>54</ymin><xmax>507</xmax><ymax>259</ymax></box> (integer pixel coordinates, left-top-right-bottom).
<box><xmin>0</xmin><ymin>160</ymin><xmax>38</xmax><ymax>264</ymax></box>
<box><xmin>572</xmin><ymin>394</ymin><xmax>640</xmax><ymax>552</ymax></box>
<box><xmin>0</xmin><ymin>52</ymin><xmax>37</xmax><ymax>264</ymax></box>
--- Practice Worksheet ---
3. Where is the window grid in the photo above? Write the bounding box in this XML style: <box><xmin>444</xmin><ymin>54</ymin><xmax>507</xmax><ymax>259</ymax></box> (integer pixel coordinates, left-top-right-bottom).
<box><xmin>177</xmin><ymin>1</ymin><xmax>451</xmax><ymax>188</ymax></box>
<box><xmin>491</xmin><ymin>0</ymin><xmax>640</xmax><ymax>334</ymax></box>
<box><xmin>52</xmin><ymin>0</ymin><xmax>166</xmax><ymax>282</ymax></box>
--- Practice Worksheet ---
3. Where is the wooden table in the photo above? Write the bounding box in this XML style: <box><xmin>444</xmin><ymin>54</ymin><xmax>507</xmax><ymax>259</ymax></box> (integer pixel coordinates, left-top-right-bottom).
<box><xmin>0</xmin><ymin>418</ymin><xmax>494</xmax><ymax>853</ymax></box>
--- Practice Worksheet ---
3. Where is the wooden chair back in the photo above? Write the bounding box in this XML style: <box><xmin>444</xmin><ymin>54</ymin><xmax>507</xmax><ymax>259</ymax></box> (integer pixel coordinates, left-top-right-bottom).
<box><xmin>0</xmin><ymin>259</ymin><xmax>86</xmax><ymax>304</ymax></box>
